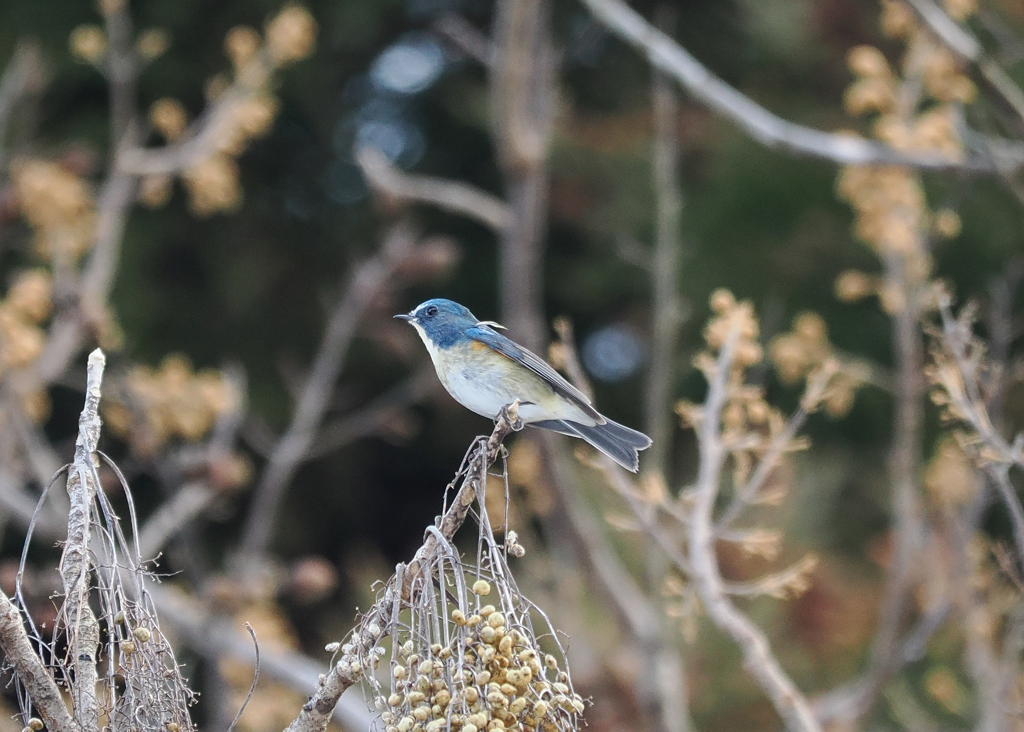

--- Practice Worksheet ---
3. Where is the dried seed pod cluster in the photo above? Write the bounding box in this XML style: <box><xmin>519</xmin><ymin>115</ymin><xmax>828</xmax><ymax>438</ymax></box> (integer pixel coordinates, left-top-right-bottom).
<box><xmin>366</xmin><ymin>581</ymin><xmax>583</xmax><ymax>732</ymax></box>
<box><xmin>352</xmin><ymin>496</ymin><xmax>584</xmax><ymax>732</ymax></box>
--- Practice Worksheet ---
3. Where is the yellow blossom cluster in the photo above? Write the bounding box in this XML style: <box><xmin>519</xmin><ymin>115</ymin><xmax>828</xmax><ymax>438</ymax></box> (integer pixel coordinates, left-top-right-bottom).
<box><xmin>0</xmin><ymin>270</ymin><xmax>54</xmax><ymax>421</ymax></box>
<box><xmin>11</xmin><ymin>160</ymin><xmax>96</xmax><ymax>262</ymax></box>
<box><xmin>140</xmin><ymin>5</ymin><xmax>316</xmax><ymax>216</ymax></box>
<box><xmin>769</xmin><ymin>312</ymin><xmax>864</xmax><ymax>418</ymax></box>
<box><xmin>366</xmin><ymin>581</ymin><xmax>583</xmax><ymax>732</ymax></box>
<box><xmin>105</xmin><ymin>355</ymin><xmax>238</xmax><ymax>453</ymax></box>
<box><xmin>923</xmin><ymin>437</ymin><xmax>979</xmax><ymax>508</ymax></box>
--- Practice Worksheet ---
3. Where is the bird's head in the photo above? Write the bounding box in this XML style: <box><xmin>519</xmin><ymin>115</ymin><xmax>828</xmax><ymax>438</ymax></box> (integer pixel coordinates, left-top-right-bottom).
<box><xmin>395</xmin><ymin>298</ymin><xmax>479</xmax><ymax>348</ymax></box>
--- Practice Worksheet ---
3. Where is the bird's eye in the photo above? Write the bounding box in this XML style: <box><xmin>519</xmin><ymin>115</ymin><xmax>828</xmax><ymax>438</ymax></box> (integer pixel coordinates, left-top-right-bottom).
<box><xmin>424</xmin><ymin>305</ymin><xmax>439</xmax><ymax>319</ymax></box>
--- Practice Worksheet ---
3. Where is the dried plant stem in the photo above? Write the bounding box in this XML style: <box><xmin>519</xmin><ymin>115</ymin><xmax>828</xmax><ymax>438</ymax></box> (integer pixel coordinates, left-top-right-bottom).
<box><xmin>59</xmin><ymin>349</ymin><xmax>106</xmax><ymax>729</ymax></box>
<box><xmin>935</xmin><ymin>299</ymin><xmax>1024</xmax><ymax>565</ymax></box>
<box><xmin>687</xmin><ymin>327</ymin><xmax>822</xmax><ymax>732</ymax></box>
<box><xmin>577</xmin><ymin>0</ymin><xmax>1023</xmax><ymax>173</ymax></box>
<box><xmin>0</xmin><ymin>591</ymin><xmax>78</xmax><ymax>732</ymax></box>
<box><xmin>240</xmin><ymin>223</ymin><xmax>417</xmax><ymax>558</ymax></box>
<box><xmin>283</xmin><ymin>409</ymin><xmax>521</xmax><ymax>732</ymax></box>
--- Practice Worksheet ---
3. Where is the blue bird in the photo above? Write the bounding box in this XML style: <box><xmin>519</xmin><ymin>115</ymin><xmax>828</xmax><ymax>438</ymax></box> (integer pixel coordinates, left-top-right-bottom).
<box><xmin>396</xmin><ymin>298</ymin><xmax>652</xmax><ymax>472</ymax></box>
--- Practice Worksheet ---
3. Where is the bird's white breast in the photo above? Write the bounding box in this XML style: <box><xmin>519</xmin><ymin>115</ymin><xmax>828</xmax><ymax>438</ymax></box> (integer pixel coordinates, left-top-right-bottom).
<box><xmin>411</xmin><ymin>323</ymin><xmax>595</xmax><ymax>424</ymax></box>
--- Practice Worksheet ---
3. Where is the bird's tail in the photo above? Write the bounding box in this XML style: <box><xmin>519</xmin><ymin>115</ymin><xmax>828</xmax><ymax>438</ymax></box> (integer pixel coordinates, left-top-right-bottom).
<box><xmin>531</xmin><ymin>418</ymin><xmax>652</xmax><ymax>472</ymax></box>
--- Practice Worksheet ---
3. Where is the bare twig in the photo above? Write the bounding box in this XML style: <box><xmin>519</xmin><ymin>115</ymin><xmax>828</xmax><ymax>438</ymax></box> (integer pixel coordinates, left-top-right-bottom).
<box><xmin>543</xmin><ymin>435</ymin><xmax>692</xmax><ymax>732</ymax></box>
<box><xmin>102</xmin><ymin>0</ymin><xmax>138</xmax><ymax>155</ymax></box>
<box><xmin>34</xmin><ymin>0</ymin><xmax>140</xmax><ymax>384</ymax></box>
<box><xmin>542</xmin><ymin>437</ymin><xmax>663</xmax><ymax>644</ymax></box>
<box><xmin>224</xmin><ymin>624</ymin><xmax>260</xmax><ymax>732</ymax></box>
<box><xmin>577</xmin><ymin>0</ymin><xmax>1024</xmax><ymax>173</ymax></box>
<box><xmin>240</xmin><ymin>223</ymin><xmax>418</xmax><ymax>558</ymax></box>
<box><xmin>356</xmin><ymin>146</ymin><xmax>511</xmax><ymax>231</ymax></box>
<box><xmin>58</xmin><ymin>349</ymin><xmax>106</xmax><ymax>729</ymax></box>
<box><xmin>550</xmin><ymin>304</ymin><xmax>691</xmax><ymax>732</ymax></box>
<box><xmin>36</xmin><ymin>162</ymin><xmax>138</xmax><ymax>384</ymax></box>
<box><xmin>815</xmin><ymin>261</ymin><xmax>926</xmax><ymax>723</ymax></box>
<box><xmin>282</xmin><ymin>410</ymin><xmax>521</xmax><ymax>732</ymax></box>
<box><xmin>0</xmin><ymin>468</ymin><xmax>65</xmax><ymax>541</ymax></box>
<box><xmin>597</xmin><ymin>455</ymin><xmax>690</xmax><ymax>573</ymax></box>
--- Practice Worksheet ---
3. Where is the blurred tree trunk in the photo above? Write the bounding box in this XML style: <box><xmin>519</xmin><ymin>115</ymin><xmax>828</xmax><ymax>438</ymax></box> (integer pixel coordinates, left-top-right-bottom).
<box><xmin>490</xmin><ymin>0</ymin><xmax>555</xmax><ymax>351</ymax></box>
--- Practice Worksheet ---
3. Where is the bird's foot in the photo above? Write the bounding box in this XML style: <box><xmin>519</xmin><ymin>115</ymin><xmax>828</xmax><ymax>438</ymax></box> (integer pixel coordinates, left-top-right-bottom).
<box><xmin>498</xmin><ymin>399</ymin><xmax>525</xmax><ymax>432</ymax></box>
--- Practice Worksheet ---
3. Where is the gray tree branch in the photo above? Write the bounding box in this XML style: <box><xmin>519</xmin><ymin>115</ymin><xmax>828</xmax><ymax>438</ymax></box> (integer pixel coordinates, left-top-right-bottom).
<box><xmin>578</xmin><ymin>0</ymin><xmax>1024</xmax><ymax>173</ymax></box>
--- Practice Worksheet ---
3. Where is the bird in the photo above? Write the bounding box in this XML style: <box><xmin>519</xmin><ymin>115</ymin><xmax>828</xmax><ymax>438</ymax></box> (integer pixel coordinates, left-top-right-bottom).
<box><xmin>395</xmin><ymin>298</ymin><xmax>652</xmax><ymax>472</ymax></box>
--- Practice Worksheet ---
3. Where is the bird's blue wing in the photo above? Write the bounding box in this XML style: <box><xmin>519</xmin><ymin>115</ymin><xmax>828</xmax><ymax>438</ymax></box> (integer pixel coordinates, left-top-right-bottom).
<box><xmin>466</xmin><ymin>325</ymin><xmax>602</xmax><ymax>421</ymax></box>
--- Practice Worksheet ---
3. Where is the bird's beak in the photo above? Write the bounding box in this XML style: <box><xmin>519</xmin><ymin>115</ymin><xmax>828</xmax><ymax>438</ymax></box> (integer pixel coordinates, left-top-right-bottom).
<box><xmin>394</xmin><ymin>313</ymin><xmax>414</xmax><ymax>322</ymax></box>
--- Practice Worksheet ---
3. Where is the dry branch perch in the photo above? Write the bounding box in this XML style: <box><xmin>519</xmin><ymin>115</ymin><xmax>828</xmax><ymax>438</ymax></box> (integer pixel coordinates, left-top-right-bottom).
<box><xmin>283</xmin><ymin>407</ymin><xmax>522</xmax><ymax>732</ymax></box>
<box><xmin>59</xmin><ymin>349</ymin><xmax>106</xmax><ymax>729</ymax></box>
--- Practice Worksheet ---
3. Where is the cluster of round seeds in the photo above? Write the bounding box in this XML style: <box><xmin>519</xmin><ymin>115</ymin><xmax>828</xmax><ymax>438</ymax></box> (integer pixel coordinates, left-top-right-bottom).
<box><xmin>374</xmin><ymin>581</ymin><xmax>583</xmax><ymax>732</ymax></box>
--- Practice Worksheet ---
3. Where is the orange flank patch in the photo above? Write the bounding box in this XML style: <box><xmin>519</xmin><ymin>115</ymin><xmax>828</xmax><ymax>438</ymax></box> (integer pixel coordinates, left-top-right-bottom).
<box><xmin>468</xmin><ymin>339</ymin><xmax>513</xmax><ymax>363</ymax></box>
